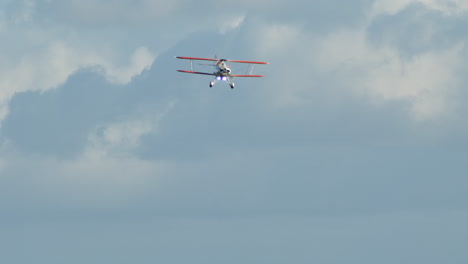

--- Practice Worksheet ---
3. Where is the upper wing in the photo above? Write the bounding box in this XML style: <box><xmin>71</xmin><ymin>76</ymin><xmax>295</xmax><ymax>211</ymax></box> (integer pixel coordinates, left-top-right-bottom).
<box><xmin>226</xmin><ymin>60</ymin><xmax>269</xmax><ymax>65</ymax></box>
<box><xmin>176</xmin><ymin>56</ymin><xmax>269</xmax><ymax>64</ymax></box>
<box><xmin>230</xmin><ymin>74</ymin><xmax>265</xmax><ymax>77</ymax></box>
<box><xmin>177</xmin><ymin>70</ymin><xmax>215</xmax><ymax>76</ymax></box>
<box><xmin>176</xmin><ymin>56</ymin><xmax>219</xmax><ymax>62</ymax></box>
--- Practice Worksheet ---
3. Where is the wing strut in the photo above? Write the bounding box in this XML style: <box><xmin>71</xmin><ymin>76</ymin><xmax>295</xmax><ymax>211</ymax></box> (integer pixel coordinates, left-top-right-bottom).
<box><xmin>248</xmin><ymin>64</ymin><xmax>255</xmax><ymax>75</ymax></box>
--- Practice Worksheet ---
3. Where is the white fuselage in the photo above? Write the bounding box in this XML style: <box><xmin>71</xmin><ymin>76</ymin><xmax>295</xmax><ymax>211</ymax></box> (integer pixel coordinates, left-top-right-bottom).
<box><xmin>210</xmin><ymin>59</ymin><xmax>235</xmax><ymax>88</ymax></box>
<box><xmin>215</xmin><ymin>60</ymin><xmax>231</xmax><ymax>76</ymax></box>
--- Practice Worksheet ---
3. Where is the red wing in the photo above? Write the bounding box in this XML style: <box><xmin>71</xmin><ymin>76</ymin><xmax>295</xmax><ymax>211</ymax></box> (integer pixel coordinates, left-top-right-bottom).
<box><xmin>177</xmin><ymin>70</ymin><xmax>215</xmax><ymax>76</ymax></box>
<box><xmin>230</xmin><ymin>74</ymin><xmax>265</xmax><ymax>77</ymax></box>
<box><xmin>176</xmin><ymin>56</ymin><xmax>218</xmax><ymax>62</ymax></box>
<box><xmin>226</xmin><ymin>60</ymin><xmax>269</xmax><ymax>64</ymax></box>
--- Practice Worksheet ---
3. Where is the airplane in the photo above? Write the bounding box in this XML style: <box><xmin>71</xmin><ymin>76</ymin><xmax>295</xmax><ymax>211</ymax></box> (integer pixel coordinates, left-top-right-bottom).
<box><xmin>176</xmin><ymin>56</ymin><xmax>269</xmax><ymax>89</ymax></box>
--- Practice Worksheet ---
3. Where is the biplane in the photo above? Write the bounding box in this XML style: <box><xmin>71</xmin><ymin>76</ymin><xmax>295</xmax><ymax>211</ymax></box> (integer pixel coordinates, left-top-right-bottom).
<box><xmin>176</xmin><ymin>56</ymin><xmax>269</xmax><ymax>89</ymax></box>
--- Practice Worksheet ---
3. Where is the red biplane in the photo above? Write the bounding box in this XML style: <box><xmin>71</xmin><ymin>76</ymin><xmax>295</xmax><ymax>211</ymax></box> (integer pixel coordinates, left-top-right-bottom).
<box><xmin>176</xmin><ymin>56</ymin><xmax>269</xmax><ymax>89</ymax></box>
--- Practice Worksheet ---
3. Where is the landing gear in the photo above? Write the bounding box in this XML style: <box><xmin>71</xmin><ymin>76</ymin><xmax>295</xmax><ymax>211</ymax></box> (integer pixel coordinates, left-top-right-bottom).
<box><xmin>227</xmin><ymin>78</ymin><xmax>235</xmax><ymax>89</ymax></box>
<box><xmin>210</xmin><ymin>76</ymin><xmax>234</xmax><ymax>89</ymax></box>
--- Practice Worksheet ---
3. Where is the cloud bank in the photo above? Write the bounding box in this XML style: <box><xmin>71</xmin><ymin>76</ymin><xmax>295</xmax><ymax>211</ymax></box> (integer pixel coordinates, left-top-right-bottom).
<box><xmin>1</xmin><ymin>1</ymin><xmax>467</xmax><ymax>263</ymax></box>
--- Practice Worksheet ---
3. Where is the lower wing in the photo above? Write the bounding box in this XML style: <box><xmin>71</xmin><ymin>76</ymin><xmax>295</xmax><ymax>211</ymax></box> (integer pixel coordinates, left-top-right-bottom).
<box><xmin>230</xmin><ymin>74</ymin><xmax>264</xmax><ymax>77</ymax></box>
<box><xmin>177</xmin><ymin>70</ymin><xmax>215</xmax><ymax>76</ymax></box>
<box><xmin>227</xmin><ymin>60</ymin><xmax>269</xmax><ymax>65</ymax></box>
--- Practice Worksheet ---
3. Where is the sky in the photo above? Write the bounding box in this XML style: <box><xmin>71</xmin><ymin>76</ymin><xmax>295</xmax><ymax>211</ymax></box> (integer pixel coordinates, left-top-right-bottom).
<box><xmin>1</xmin><ymin>0</ymin><xmax>467</xmax><ymax>263</ymax></box>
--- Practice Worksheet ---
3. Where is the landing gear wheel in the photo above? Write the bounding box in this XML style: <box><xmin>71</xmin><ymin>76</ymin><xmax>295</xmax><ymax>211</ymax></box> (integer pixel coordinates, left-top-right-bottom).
<box><xmin>230</xmin><ymin>83</ymin><xmax>235</xmax><ymax>89</ymax></box>
<box><xmin>209</xmin><ymin>82</ymin><xmax>213</xmax><ymax>88</ymax></box>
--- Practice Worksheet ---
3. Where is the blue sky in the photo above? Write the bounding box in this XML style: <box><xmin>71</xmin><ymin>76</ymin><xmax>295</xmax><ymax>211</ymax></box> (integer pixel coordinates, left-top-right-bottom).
<box><xmin>1</xmin><ymin>0</ymin><xmax>468</xmax><ymax>263</ymax></box>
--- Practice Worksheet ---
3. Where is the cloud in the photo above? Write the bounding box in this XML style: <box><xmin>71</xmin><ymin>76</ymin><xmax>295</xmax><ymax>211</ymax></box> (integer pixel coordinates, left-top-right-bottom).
<box><xmin>0</xmin><ymin>100</ymin><xmax>176</xmax><ymax>208</ymax></box>
<box><xmin>316</xmin><ymin>27</ymin><xmax>465</xmax><ymax>120</ymax></box>
<box><xmin>371</xmin><ymin>0</ymin><xmax>468</xmax><ymax>17</ymax></box>
<box><xmin>1</xmin><ymin>2</ymin><xmax>468</xmax><ymax>262</ymax></box>
<box><xmin>1</xmin><ymin>0</ymin><xmax>37</xmax><ymax>25</ymax></box>
<box><xmin>49</xmin><ymin>0</ymin><xmax>183</xmax><ymax>25</ymax></box>
<box><xmin>85</xmin><ymin>100</ymin><xmax>176</xmax><ymax>157</ymax></box>
<box><xmin>0</xmin><ymin>1</ymin><xmax>159</xmax><ymax>126</ymax></box>
<box><xmin>422</xmin><ymin>0</ymin><xmax>468</xmax><ymax>16</ymax></box>
<box><xmin>88</xmin><ymin>119</ymin><xmax>154</xmax><ymax>154</ymax></box>
<box><xmin>254</xmin><ymin>23</ymin><xmax>304</xmax><ymax>56</ymax></box>
<box><xmin>97</xmin><ymin>46</ymin><xmax>156</xmax><ymax>85</ymax></box>
<box><xmin>243</xmin><ymin>2</ymin><xmax>467</xmax><ymax>120</ymax></box>
<box><xmin>365</xmin><ymin>44</ymin><xmax>463</xmax><ymax>120</ymax></box>
<box><xmin>0</xmin><ymin>41</ymin><xmax>155</xmax><ymax>124</ymax></box>
<box><xmin>219</xmin><ymin>14</ymin><xmax>246</xmax><ymax>34</ymax></box>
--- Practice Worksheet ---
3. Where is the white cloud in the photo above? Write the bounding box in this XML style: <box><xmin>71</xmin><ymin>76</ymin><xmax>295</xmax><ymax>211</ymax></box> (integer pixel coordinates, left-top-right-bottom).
<box><xmin>0</xmin><ymin>1</ymin><xmax>160</xmax><ymax>127</ymax></box>
<box><xmin>0</xmin><ymin>42</ymin><xmax>155</xmax><ymax>125</ymax></box>
<box><xmin>248</xmin><ymin>22</ymin><xmax>322</xmax><ymax>108</ymax></box>
<box><xmin>219</xmin><ymin>14</ymin><xmax>246</xmax><ymax>34</ymax></box>
<box><xmin>365</xmin><ymin>44</ymin><xmax>463</xmax><ymax>120</ymax></box>
<box><xmin>421</xmin><ymin>0</ymin><xmax>468</xmax><ymax>16</ymax></box>
<box><xmin>44</xmin><ymin>0</ymin><xmax>183</xmax><ymax>25</ymax></box>
<box><xmin>85</xmin><ymin>100</ymin><xmax>176</xmax><ymax>159</ymax></box>
<box><xmin>249</xmin><ymin>5</ymin><xmax>466</xmax><ymax>120</ymax></box>
<box><xmin>98</xmin><ymin>47</ymin><xmax>156</xmax><ymax>85</ymax></box>
<box><xmin>254</xmin><ymin>23</ymin><xmax>304</xmax><ymax>57</ymax></box>
<box><xmin>86</xmin><ymin>119</ymin><xmax>153</xmax><ymax>160</ymax></box>
<box><xmin>371</xmin><ymin>0</ymin><xmax>468</xmax><ymax>17</ymax></box>
<box><xmin>316</xmin><ymin>27</ymin><xmax>465</xmax><ymax>120</ymax></box>
<box><xmin>371</xmin><ymin>0</ymin><xmax>418</xmax><ymax>16</ymax></box>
